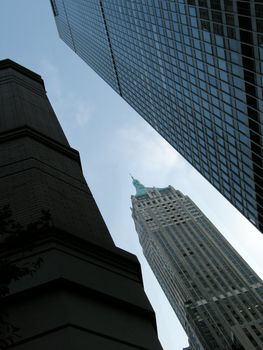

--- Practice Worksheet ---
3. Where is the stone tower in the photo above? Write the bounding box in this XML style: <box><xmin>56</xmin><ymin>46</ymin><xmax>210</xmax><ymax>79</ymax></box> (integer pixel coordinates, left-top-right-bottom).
<box><xmin>0</xmin><ymin>59</ymin><xmax>163</xmax><ymax>350</ymax></box>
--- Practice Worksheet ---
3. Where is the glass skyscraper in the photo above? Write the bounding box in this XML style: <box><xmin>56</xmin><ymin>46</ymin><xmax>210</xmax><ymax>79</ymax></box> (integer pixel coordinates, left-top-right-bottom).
<box><xmin>131</xmin><ymin>179</ymin><xmax>263</xmax><ymax>350</ymax></box>
<box><xmin>51</xmin><ymin>0</ymin><xmax>263</xmax><ymax>233</ymax></box>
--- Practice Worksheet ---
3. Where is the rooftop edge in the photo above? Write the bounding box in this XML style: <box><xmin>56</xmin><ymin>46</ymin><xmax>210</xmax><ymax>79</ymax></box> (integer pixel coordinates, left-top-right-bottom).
<box><xmin>0</xmin><ymin>59</ymin><xmax>45</xmax><ymax>87</ymax></box>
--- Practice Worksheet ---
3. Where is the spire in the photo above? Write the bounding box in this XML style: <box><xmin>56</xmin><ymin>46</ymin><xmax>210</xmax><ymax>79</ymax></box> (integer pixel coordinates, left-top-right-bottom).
<box><xmin>131</xmin><ymin>175</ymin><xmax>147</xmax><ymax>196</ymax></box>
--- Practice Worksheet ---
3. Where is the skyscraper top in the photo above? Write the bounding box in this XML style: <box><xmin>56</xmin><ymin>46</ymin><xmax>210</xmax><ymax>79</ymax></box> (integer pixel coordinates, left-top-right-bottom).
<box><xmin>131</xmin><ymin>176</ymin><xmax>174</xmax><ymax>199</ymax></box>
<box><xmin>131</xmin><ymin>176</ymin><xmax>147</xmax><ymax>197</ymax></box>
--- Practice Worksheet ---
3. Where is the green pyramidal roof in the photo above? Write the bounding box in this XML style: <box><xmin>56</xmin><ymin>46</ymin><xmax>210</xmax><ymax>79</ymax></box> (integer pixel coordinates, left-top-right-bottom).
<box><xmin>131</xmin><ymin>177</ymin><xmax>148</xmax><ymax>197</ymax></box>
<box><xmin>131</xmin><ymin>176</ymin><xmax>171</xmax><ymax>197</ymax></box>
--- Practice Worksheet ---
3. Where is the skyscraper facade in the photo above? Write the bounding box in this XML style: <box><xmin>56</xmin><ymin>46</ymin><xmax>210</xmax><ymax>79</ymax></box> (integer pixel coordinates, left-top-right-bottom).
<box><xmin>51</xmin><ymin>0</ymin><xmax>263</xmax><ymax>233</ymax></box>
<box><xmin>131</xmin><ymin>179</ymin><xmax>263</xmax><ymax>350</ymax></box>
<box><xmin>0</xmin><ymin>59</ymin><xmax>163</xmax><ymax>349</ymax></box>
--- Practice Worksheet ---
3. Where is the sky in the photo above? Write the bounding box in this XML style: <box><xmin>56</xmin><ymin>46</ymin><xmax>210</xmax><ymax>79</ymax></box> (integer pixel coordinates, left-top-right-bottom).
<box><xmin>1</xmin><ymin>2</ymin><xmax>263</xmax><ymax>349</ymax></box>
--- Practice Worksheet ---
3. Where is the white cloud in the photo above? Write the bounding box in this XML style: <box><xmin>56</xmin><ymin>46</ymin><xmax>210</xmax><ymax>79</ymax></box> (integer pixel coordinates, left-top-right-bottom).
<box><xmin>40</xmin><ymin>60</ymin><xmax>63</xmax><ymax>103</ymax></box>
<box><xmin>115</xmin><ymin>122</ymin><xmax>184</xmax><ymax>177</ymax></box>
<box><xmin>40</xmin><ymin>59</ymin><xmax>92</xmax><ymax>127</ymax></box>
<box><xmin>75</xmin><ymin>100</ymin><xmax>92</xmax><ymax>127</ymax></box>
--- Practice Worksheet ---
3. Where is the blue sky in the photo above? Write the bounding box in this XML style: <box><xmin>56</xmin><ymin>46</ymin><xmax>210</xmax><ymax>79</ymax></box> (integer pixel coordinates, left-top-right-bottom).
<box><xmin>1</xmin><ymin>2</ymin><xmax>263</xmax><ymax>349</ymax></box>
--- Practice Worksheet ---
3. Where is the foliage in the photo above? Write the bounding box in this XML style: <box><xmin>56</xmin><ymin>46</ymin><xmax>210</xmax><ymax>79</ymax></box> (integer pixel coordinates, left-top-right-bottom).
<box><xmin>0</xmin><ymin>205</ymin><xmax>50</xmax><ymax>349</ymax></box>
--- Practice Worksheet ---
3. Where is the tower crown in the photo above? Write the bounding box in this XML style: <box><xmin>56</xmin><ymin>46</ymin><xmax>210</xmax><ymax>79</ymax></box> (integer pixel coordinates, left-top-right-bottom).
<box><xmin>131</xmin><ymin>176</ymin><xmax>147</xmax><ymax>196</ymax></box>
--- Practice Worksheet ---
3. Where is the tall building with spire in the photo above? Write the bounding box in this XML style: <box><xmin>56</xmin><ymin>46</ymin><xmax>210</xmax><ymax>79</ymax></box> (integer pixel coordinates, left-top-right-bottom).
<box><xmin>131</xmin><ymin>179</ymin><xmax>263</xmax><ymax>350</ymax></box>
<box><xmin>0</xmin><ymin>59</ymin><xmax>163</xmax><ymax>350</ymax></box>
<box><xmin>50</xmin><ymin>0</ymin><xmax>263</xmax><ymax>234</ymax></box>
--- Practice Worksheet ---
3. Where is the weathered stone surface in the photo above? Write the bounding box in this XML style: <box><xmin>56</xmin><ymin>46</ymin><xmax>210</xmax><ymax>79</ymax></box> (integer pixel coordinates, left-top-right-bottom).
<box><xmin>0</xmin><ymin>59</ymin><xmax>163</xmax><ymax>349</ymax></box>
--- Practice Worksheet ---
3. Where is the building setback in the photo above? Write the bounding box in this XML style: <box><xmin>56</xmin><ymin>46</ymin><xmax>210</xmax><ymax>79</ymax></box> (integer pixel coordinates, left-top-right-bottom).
<box><xmin>50</xmin><ymin>0</ymin><xmax>263</xmax><ymax>234</ymax></box>
<box><xmin>131</xmin><ymin>179</ymin><xmax>263</xmax><ymax>350</ymax></box>
<box><xmin>0</xmin><ymin>59</ymin><xmax>163</xmax><ymax>350</ymax></box>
